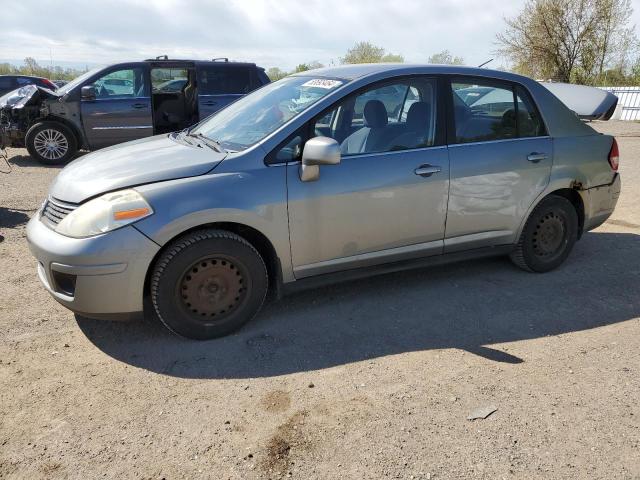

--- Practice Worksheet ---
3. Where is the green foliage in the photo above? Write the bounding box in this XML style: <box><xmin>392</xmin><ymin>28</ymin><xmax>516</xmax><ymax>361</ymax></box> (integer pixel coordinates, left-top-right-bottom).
<box><xmin>496</xmin><ymin>0</ymin><xmax>639</xmax><ymax>85</ymax></box>
<box><xmin>0</xmin><ymin>57</ymin><xmax>87</xmax><ymax>80</ymax></box>
<box><xmin>427</xmin><ymin>50</ymin><xmax>465</xmax><ymax>65</ymax></box>
<box><xmin>267</xmin><ymin>61</ymin><xmax>325</xmax><ymax>81</ymax></box>
<box><xmin>340</xmin><ymin>41</ymin><xmax>404</xmax><ymax>64</ymax></box>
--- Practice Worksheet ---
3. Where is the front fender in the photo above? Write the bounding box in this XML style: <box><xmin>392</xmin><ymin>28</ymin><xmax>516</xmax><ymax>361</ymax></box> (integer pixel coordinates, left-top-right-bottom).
<box><xmin>133</xmin><ymin>166</ymin><xmax>294</xmax><ymax>282</ymax></box>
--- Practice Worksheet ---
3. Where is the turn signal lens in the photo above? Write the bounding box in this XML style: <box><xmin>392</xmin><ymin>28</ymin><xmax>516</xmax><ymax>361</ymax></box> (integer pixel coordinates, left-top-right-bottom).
<box><xmin>114</xmin><ymin>207</ymin><xmax>151</xmax><ymax>221</ymax></box>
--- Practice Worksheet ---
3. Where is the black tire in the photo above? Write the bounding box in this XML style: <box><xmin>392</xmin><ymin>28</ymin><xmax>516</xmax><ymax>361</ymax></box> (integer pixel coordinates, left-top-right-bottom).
<box><xmin>25</xmin><ymin>121</ymin><xmax>78</xmax><ymax>165</ymax></box>
<box><xmin>150</xmin><ymin>229</ymin><xmax>268</xmax><ymax>340</ymax></box>
<box><xmin>510</xmin><ymin>195</ymin><xmax>579</xmax><ymax>272</ymax></box>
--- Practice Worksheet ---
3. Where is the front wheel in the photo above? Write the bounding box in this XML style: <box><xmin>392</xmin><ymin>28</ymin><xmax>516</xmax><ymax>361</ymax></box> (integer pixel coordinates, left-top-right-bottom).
<box><xmin>25</xmin><ymin>121</ymin><xmax>78</xmax><ymax>165</ymax></box>
<box><xmin>510</xmin><ymin>195</ymin><xmax>579</xmax><ymax>272</ymax></box>
<box><xmin>150</xmin><ymin>229</ymin><xmax>268</xmax><ymax>340</ymax></box>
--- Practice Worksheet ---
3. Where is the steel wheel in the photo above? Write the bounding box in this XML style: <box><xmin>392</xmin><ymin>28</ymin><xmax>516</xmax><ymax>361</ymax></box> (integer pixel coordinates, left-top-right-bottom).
<box><xmin>33</xmin><ymin>128</ymin><xmax>69</xmax><ymax>161</ymax></box>
<box><xmin>510</xmin><ymin>195</ymin><xmax>578</xmax><ymax>273</ymax></box>
<box><xmin>532</xmin><ymin>212</ymin><xmax>566</xmax><ymax>258</ymax></box>
<box><xmin>179</xmin><ymin>256</ymin><xmax>249</xmax><ymax>321</ymax></box>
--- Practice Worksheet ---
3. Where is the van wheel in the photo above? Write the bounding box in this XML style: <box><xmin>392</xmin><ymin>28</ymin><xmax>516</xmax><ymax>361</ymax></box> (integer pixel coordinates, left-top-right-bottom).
<box><xmin>150</xmin><ymin>229</ymin><xmax>268</xmax><ymax>340</ymax></box>
<box><xmin>26</xmin><ymin>121</ymin><xmax>78</xmax><ymax>165</ymax></box>
<box><xmin>510</xmin><ymin>195</ymin><xmax>578</xmax><ymax>272</ymax></box>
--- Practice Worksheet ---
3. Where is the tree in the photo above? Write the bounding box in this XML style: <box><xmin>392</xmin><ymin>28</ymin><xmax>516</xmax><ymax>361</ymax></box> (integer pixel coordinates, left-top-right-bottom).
<box><xmin>340</xmin><ymin>41</ymin><xmax>404</xmax><ymax>64</ymax></box>
<box><xmin>266</xmin><ymin>67</ymin><xmax>288</xmax><ymax>81</ymax></box>
<box><xmin>294</xmin><ymin>61</ymin><xmax>324</xmax><ymax>73</ymax></box>
<box><xmin>427</xmin><ymin>50</ymin><xmax>465</xmax><ymax>65</ymax></box>
<box><xmin>496</xmin><ymin>0</ymin><xmax>638</xmax><ymax>84</ymax></box>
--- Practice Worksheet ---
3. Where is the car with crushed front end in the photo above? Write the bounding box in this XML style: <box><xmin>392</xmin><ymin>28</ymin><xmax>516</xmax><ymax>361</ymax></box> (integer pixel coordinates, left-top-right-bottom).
<box><xmin>0</xmin><ymin>57</ymin><xmax>269</xmax><ymax>164</ymax></box>
<box><xmin>26</xmin><ymin>64</ymin><xmax>621</xmax><ymax>340</ymax></box>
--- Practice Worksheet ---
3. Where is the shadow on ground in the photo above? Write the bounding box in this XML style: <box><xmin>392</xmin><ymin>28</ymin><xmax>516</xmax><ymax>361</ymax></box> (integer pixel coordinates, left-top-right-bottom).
<box><xmin>8</xmin><ymin>150</ymin><xmax>87</xmax><ymax>168</ymax></box>
<box><xmin>77</xmin><ymin>231</ymin><xmax>640</xmax><ymax>378</ymax></box>
<box><xmin>0</xmin><ymin>207</ymin><xmax>31</xmax><ymax>229</ymax></box>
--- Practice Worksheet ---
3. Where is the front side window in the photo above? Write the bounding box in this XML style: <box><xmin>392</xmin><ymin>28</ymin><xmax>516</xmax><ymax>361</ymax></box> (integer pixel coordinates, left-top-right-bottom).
<box><xmin>452</xmin><ymin>80</ymin><xmax>516</xmax><ymax>143</ymax></box>
<box><xmin>198</xmin><ymin>66</ymin><xmax>253</xmax><ymax>95</ymax></box>
<box><xmin>87</xmin><ymin>68</ymin><xmax>147</xmax><ymax>99</ymax></box>
<box><xmin>193</xmin><ymin>76</ymin><xmax>344</xmax><ymax>151</ymax></box>
<box><xmin>314</xmin><ymin>77</ymin><xmax>437</xmax><ymax>155</ymax></box>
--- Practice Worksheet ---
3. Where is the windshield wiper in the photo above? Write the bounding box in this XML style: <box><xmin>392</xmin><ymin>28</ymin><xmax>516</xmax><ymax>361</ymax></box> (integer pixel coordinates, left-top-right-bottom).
<box><xmin>187</xmin><ymin>132</ymin><xmax>226</xmax><ymax>153</ymax></box>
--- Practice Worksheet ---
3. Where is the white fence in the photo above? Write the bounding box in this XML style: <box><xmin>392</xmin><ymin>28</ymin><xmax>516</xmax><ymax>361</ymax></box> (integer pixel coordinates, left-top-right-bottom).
<box><xmin>599</xmin><ymin>86</ymin><xmax>640</xmax><ymax>121</ymax></box>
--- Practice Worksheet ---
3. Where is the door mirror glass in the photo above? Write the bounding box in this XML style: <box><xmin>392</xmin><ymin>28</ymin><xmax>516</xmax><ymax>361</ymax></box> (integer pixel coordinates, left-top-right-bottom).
<box><xmin>300</xmin><ymin>136</ymin><xmax>341</xmax><ymax>182</ymax></box>
<box><xmin>81</xmin><ymin>85</ymin><xmax>96</xmax><ymax>100</ymax></box>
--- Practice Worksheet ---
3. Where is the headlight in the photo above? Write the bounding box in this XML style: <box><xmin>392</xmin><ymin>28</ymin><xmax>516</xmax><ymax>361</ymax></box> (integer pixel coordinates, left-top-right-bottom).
<box><xmin>55</xmin><ymin>189</ymin><xmax>153</xmax><ymax>238</ymax></box>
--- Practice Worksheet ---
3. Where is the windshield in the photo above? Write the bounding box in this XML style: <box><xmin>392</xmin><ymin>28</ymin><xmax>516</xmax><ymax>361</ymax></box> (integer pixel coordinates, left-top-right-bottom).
<box><xmin>192</xmin><ymin>76</ymin><xmax>345</xmax><ymax>151</ymax></box>
<box><xmin>56</xmin><ymin>66</ymin><xmax>104</xmax><ymax>95</ymax></box>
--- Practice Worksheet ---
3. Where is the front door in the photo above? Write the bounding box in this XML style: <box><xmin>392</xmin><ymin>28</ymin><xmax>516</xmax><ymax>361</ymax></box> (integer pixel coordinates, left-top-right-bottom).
<box><xmin>444</xmin><ymin>78</ymin><xmax>553</xmax><ymax>251</ymax></box>
<box><xmin>80</xmin><ymin>66</ymin><xmax>152</xmax><ymax>149</ymax></box>
<box><xmin>286</xmin><ymin>76</ymin><xmax>449</xmax><ymax>278</ymax></box>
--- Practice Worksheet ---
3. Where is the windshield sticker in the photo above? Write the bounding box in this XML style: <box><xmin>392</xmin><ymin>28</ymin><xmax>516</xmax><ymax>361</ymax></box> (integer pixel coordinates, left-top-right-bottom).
<box><xmin>302</xmin><ymin>79</ymin><xmax>343</xmax><ymax>89</ymax></box>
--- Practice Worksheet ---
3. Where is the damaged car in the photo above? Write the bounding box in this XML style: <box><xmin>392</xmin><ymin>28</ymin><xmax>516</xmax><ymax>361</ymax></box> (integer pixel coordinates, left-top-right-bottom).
<box><xmin>0</xmin><ymin>57</ymin><xmax>269</xmax><ymax>164</ymax></box>
<box><xmin>27</xmin><ymin>64</ymin><xmax>621</xmax><ymax>340</ymax></box>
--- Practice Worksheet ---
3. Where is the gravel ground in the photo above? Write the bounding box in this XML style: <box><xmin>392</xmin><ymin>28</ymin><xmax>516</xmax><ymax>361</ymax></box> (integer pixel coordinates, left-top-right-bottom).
<box><xmin>0</xmin><ymin>121</ymin><xmax>639</xmax><ymax>479</ymax></box>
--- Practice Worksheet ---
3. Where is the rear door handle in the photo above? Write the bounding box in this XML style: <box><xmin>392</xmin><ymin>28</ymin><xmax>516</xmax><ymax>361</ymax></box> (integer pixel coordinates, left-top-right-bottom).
<box><xmin>131</xmin><ymin>103</ymin><xmax>148</xmax><ymax>109</ymax></box>
<box><xmin>527</xmin><ymin>152</ymin><xmax>548</xmax><ymax>163</ymax></box>
<box><xmin>202</xmin><ymin>101</ymin><xmax>218</xmax><ymax>106</ymax></box>
<box><xmin>414</xmin><ymin>164</ymin><xmax>441</xmax><ymax>177</ymax></box>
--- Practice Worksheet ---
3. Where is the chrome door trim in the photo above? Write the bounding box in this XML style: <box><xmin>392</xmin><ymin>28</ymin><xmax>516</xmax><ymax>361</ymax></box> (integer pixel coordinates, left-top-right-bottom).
<box><xmin>91</xmin><ymin>125</ymin><xmax>153</xmax><ymax>130</ymax></box>
<box><xmin>293</xmin><ymin>239</ymin><xmax>443</xmax><ymax>278</ymax></box>
<box><xmin>447</xmin><ymin>136</ymin><xmax>551</xmax><ymax>149</ymax></box>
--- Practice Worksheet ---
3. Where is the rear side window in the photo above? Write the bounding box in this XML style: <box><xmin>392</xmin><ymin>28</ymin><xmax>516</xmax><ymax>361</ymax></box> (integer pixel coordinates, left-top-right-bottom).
<box><xmin>198</xmin><ymin>66</ymin><xmax>253</xmax><ymax>95</ymax></box>
<box><xmin>452</xmin><ymin>80</ymin><xmax>517</xmax><ymax>143</ymax></box>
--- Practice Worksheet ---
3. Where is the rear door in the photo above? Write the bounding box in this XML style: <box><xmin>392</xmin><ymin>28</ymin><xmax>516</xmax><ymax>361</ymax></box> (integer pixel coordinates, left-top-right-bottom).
<box><xmin>80</xmin><ymin>64</ymin><xmax>152</xmax><ymax>149</ymax></box>
<box><xmin>445</xmin><ymin>77</ymin><xmax>552</xmax><ymax>251</ymax></box>
<box><xmin>196</xmin><ymin>64</ymin><xmax>256</xmax><ymax>119</ymax></box>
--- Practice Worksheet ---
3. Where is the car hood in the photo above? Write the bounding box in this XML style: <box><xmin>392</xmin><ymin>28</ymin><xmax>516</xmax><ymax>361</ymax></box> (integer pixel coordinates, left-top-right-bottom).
<box><xmin>0</xmin><ymin>84</ymin><xmax>58</xmax><ymax>110</ymax></box>
<box><xmin>541</xmin><ymin>82</ymin><xmax>618</xmax><ymax>120</ymax></box>
<box><xmin>49</xmin><ymin>134</ymin><xmax>226</xmax><ymax>204</ymax></box>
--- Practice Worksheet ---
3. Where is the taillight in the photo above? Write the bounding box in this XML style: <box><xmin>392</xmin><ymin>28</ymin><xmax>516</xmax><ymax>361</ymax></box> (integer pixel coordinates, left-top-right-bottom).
<box><xmin>608</xmin><ymin>138</ymin><xmax>619</xmax><ymax>171</ymax></box>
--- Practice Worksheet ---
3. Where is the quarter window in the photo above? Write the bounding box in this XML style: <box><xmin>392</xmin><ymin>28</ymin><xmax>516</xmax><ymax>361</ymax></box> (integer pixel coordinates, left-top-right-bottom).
<box><xmin>87</xmin><ymin>68</ymin><xmax>147</xmax><ymax>99</ymax></box>
<box><xmin>313</xmin><ymin>77</ymin><xmax>438</xmax><ymax>155</ymax></box>
<box><xmin>198</xmin><ymin>66</ymin><xmax>253</xmax><ymax>95</ymax></box>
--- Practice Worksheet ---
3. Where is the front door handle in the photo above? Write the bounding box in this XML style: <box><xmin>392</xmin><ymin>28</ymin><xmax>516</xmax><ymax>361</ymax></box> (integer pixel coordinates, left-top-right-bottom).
<box><xmin>527</xmin><ymin>152</ymin><xmax>548</xmax><ymax>163</ymax></box>
<box><xmin>414</xmin><ymin>164</ymin><xmax>441</xmax><ymax>177</ymax></box>
<box><xmin>131</xmin><ymin>103</ymin><xmax>148</xmax><ymax>109</ymax></box>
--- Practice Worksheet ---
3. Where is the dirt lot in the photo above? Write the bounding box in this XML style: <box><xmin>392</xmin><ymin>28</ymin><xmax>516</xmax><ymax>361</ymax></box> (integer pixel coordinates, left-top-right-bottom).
<box><xmin>0</xmin><ymin>121</ymin><xmax>639</xmax><ymax>479</ymax></box>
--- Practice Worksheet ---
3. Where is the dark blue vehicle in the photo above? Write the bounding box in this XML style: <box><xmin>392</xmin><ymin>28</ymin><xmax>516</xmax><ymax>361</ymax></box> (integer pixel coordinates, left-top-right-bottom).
<box><xmin>0</xmin><ymin>57</ymin><xmax>269</xmax><ymax>164</ymax></box>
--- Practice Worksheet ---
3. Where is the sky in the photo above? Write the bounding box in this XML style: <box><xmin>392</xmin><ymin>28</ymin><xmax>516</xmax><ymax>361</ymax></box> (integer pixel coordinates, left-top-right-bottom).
<box><xmin>1</xmin><ymin>0</ymin><xmax>639</xmax><ymax>72</ymax></box>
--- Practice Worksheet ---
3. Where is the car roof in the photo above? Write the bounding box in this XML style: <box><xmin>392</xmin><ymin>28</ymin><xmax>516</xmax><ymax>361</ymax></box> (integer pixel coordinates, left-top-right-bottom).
<box><xmin>141</xmin><ymin>58</ymin><xmax>259</xmax><ymax>67</ymax></box>
<box><xmin>291</xmin><ymin>63</ymin><xmax>535</xmax><ymax>84</ymax></box>
<box><xmin>0</xmin><ymin>74</ymin><xmax>48</xmax><ymax>80</ymax></box>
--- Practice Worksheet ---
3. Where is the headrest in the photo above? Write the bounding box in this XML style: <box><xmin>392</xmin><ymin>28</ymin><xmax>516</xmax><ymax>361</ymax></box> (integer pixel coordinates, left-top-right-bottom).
<box><xmin>364</xmin><ymin>100</ymin><xmax>388</xmax><ymax>128</ymax></box>
<box><xmin>406</xmin><ymin>102</ymin><xmax>430</xmax><ymax>130</ymax></box>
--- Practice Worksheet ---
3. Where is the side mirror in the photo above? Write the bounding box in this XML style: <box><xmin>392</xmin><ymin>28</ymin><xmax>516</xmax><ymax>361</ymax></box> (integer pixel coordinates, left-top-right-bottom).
<box><xmin>81</xmin><ymin>85</ymin><xmax>96</xmax><ymax>100</ymax></box>
<box><xmin>299</xmin><ymin>136</ymin><xmax>341</xmax><ymax>182</ymax></box>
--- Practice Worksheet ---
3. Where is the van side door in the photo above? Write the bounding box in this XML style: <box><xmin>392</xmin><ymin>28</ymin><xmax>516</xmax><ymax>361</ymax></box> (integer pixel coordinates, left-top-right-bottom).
<box><xmin>80</xmin><ymin>64</ymin><xmax>152</xmax><ymax>149</ymax></box>
<box><xmin>196</xmin><ymin>64</ymin><xmax>258</xmax><ymax>119</ymax></box>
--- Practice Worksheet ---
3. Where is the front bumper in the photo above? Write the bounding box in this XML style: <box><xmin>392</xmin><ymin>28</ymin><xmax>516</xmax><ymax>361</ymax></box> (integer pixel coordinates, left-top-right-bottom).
<box><xmin>582</xmin><ymin>173</ymin><xmax>621</xmax><ymax>232</ymax></box>
<box><xmin>26</xmin><ymin>214</ymin><xmax>160</xmax><ymax>319</ymax></box>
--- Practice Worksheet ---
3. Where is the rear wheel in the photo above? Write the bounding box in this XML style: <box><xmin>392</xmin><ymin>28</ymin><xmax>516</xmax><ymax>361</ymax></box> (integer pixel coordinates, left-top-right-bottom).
<box><xmin>510</xmin><ymin>195</ymin><xmax>579</xmax><ymax>272</ymax></box>
<box><xmin>150</xmin><ymin>229</ymin><xmax>268</xmax><ymax>340</ymax></box>
<box><xmin>25</xmin><ymin>121</ymin><xmax>78</xmax><ymax>165</ymax></box>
